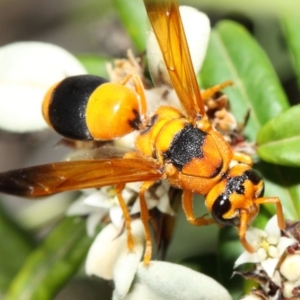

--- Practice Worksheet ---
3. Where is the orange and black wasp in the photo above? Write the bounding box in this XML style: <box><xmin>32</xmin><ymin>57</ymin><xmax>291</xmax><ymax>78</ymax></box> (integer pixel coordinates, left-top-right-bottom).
<box><xmin>0</xmin><ymin>0</ymin><xmax>285</xmax><ymax>264</ymax></box>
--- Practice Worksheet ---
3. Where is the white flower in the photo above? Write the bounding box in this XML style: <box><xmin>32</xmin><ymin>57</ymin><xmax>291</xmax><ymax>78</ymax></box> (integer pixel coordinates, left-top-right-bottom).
<box><xmin>280</xmin><ymin>254</ymin><xmax>300</xmax><ymax>282</ymax></box>
<box><xmin>129</xmin><ymin>181</ymin><xmax>174</xmax><ymax>216</ymax></box>
<box><xmin>66</xmin><ymin>187</ymin><xmax>133</xmax><ymax>237</ymax></box>
<box><xmin>67</xmin><ymin>181</ymin><xmax>174</xmax><ymax>238</ymax></box>
<box><xmin>86</xmin><ymin>221</ymin><xmax>232</xmax><ymax>300</ymax></box>
<box><xmin>0</xmin><ymin>41</ymin><xmax>86</xmax><ymax>132</ymax></box>
<box><xmin>114</xmin><ymin>260</ymin><xmax>232</xmax><ymax>300</ymax></box>
<box><xmin>86</xmin><ymin>219</ymin><xmax>145</xmax><ymax>285</ymax></box>
<box><xmin>67</xmin><ymin>179</ymin><xmax>175</xmax><ymax>285</ymax></box>
<box><xmin>234</xmin><ymin>216</ymin><xmax>296</xmax><ymax>278</ymax></box>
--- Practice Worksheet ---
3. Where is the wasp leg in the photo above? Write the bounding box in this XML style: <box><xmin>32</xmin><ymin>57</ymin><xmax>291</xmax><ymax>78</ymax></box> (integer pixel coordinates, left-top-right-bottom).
<box><xmin>120</xmin><ymin>74</ymin><xmax>148</xmax><ymax>125</ymax></box>
<box><xmin>116</xmin><ymin>184</ymin><xmax>134</xmax><ymax>251</ymax></box>
<box><xmin>239</xmin><ymin>210</ymin><xmax>255</xmax><ymax>253</ymax></box>
<box><xmin>182</xmin><ymin>189</ymin><xmax>215</xmax><ymax>226</ymax></box>
<box><xmin>201</xmin><ymin>81</ymin><xmax>233</xmax><ymax>100</ymax></box>
<box><xmin>254</xmin><ymin>197</ymin><xmax>285</xmax><ymax>230</ymax></box>
<box><xmin>139</xmin><ymin>181</ymin><xmax>156</xmax><ymax>265</ymax></box>
<box><xmin>233</xmin><ymin>152</ymin><xmax>253</xmax><ymax>167</ymax></box>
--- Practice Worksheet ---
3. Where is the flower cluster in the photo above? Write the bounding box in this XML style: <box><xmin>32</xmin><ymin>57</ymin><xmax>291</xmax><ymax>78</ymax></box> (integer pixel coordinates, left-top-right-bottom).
<box><xmin>235</xmin><ymin>216</ymin><xmax>300</xmax><ymax>299</ymax></box>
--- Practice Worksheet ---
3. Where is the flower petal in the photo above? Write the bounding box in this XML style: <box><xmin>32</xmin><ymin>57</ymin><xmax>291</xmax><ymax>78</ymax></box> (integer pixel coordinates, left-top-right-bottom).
<box><xmin>277</xmin><ymin>236</ymin><xmax>296</xmax><ymax>256</ymax></box>
<box><xmin>109</xmin><ymin>206</ymin><xmax>124</xmax><ymax>228</ymax></box>
<box><xmin>264</xmin><ymin>215</ymin><xmax>280</xmax><ymax>237</ymax></box>
<box><xmin>84</xmin><ymin>190</ymin><xmax>112</xmax><ymax>208</ymax></box>
<box><xmin>234</xmin><ymin>251</ymin><xmax>260</xmax><ymax>268</ymax></box>
<box><xmin>156</xmin><ymin>193</ymin><xmax>175</xmax><ymax>216</ymax></box>
<box><xmin>86</xmin><ymin>212</ymin><xmax>106</xmax><ymax>237</ymax></box>
<box><xmin>261</xmin><ymin>257</ymin><xmax>280</xmax><ymax>278</ymax></box>
<box><xmin>86</xmin><ymin>219</ymin><xmax>145</xmax><ymax>283</ymax></box>
<box><xmin>130</xmin><ymin>197</ymin><xmax>157</xmax><ymax>215</ymax></box>
<box><xmin>0</xmin><ymin>42</ymin><xmax>86</xmax><ymax>132</ymax></box>
<box><xmin>113</xmin><ymin>220</ymin><xmax>145</xmax><ymax>298</ymax></box>
<box><xmin>120</xmin><ymin>261</ymin><xmax>231</xmax><ymax>300</ymax></box>
<box><xmin>85</xmin><ymin>223</ymin><xmax>122</xmax><ymax>280</ymax></box>
<box><xmin>66</xmin><ymin>197</ymin><xmax>95</xmax><ymax>216</ymax></box>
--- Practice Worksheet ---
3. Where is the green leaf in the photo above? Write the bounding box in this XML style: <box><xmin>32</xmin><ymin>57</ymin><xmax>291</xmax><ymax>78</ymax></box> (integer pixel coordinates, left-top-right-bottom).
<box><xmin>0</xmin><ymin>204</ymin><xmax>34</xmax><ymax>293</ymax></box>
<box><xmin>76</xmin><ymin>54</ymin><xmax>110</xmax><ymax>77</ymax></box>
<box><xmin>257</xmin><ymin>104</ymin><xmax>300</xmax><ymax>166</ymax></box>
<box><xmin>113</xmin><ymin>0</ymin><xmax>147</xmax><ymax>52</ymax></box>
<box><xmin>200</xmin><ymin>20</ymin><xmax>289</xmax><ymax>141</ymax></box>
<box><xmin>5</xmin><ymin>217</ymin><xmax>93</xmax><ymax>300</ymax></box>
<box><xmin>255</xmin><ymin>162</ymin><xmax>300</xmax><ymax>220</ymax></box>
<box><xmin>281</xmin><ymin>13</ymin><xmax>300</xmax><ymax>89</ymax></box>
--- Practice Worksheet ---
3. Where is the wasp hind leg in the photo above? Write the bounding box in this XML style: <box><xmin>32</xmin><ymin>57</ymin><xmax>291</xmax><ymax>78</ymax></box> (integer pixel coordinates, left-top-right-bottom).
<box><xmin>182</xmin><ymin>190</ymin><xmax>215</xmax><ymax>226</ymax></box>
<box><xmin>139</xmin><ymin>181</ymin><xmax>157</xmax><ymax>265</ymax></box>
<box><xmin>116</xmin><ymin>184</ymin><xmax>135</xmax><ymax>251</ymax></box>
<box><xmin>116</xmin><ymin>181</ymin><xmax>157</xmax><ymax>265</ymax></box>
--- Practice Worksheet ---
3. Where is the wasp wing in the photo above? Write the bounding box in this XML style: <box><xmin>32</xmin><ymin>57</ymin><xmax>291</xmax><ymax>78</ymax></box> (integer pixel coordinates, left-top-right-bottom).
<box><xmin>0</xmin><ymin>156</ymin><xmax>163</xmax><ymax>197</ymax></box>
<box><xmin>144</xmin><ymin>0</ymin><xmax>205</xmax><ymax>118</ymax></box>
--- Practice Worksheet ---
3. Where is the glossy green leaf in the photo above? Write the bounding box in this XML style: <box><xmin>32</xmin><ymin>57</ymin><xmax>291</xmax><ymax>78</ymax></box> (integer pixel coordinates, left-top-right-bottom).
<box><xmin>5</xmin><ymin>217</ymin><xmax>93</xmax><ymax>300</ymax></box>
<box><xmin>200</xmin><ymin>20</ymin><xmax>289</xmax><ymax>141</ymax></box>
<box><xmin>0</xmin><ymin>204</ymin><xmax>34</xmax><ymax>293</ymax></box>
<box><xmin>76</xmin><ymin>54</ymin><xmax>110</xmax><ymax>77</ymax></box>
<box><xmin>257</xmin><ymin>104</ymin><xmax>300</xmax><ymax>166</ymax></box>
<box><xmin>281</xmin><ymin>13</ymin><xmax>300</xmax><ymax>89</ymax></box>
<box><xmin>113</xmin><ymin>0</ymin><xmax>147</xmax><ymax>52</ymax></box>
<box><xmin>255</xmin><ymin>162</ymin><xmax>300</xmax><ymax>220</ymax></box>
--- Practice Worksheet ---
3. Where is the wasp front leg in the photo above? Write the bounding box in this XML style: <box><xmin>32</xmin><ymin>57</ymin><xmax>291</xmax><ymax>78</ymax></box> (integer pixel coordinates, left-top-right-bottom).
<box><xmin>254</xmin><ymin>196</ymin><xmax>285</xmax><ymax>230</ymax></box>
<box><xmin>238</xmin><ymin>196</ymin><xmax>285</xmax><ymax>254</ymax></box>
<box><xmin>238</xmin><ymin>210</ymin><xmax>255</xmax><ymax>253</ymax></box>
<box><xmin>182</xmin><ymin>189</ymin><xmax>215</xmax><ymax>226</ymax></box>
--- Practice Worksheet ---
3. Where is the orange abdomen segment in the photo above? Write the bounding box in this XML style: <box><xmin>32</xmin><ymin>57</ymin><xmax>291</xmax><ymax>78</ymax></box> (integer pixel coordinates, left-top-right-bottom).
<box><xmin>43</xmin><ymin>75</ymin><xmax>142</xmax><ymax>141</ymax></box>
<box><xmin>42</xmin><ymin>75</ymin><xmax>109</xmax><ymax>140</ymax></box>
<box><xmin>86</xmin><ymin>83</ymin><xmax>140</xmax><ymax>140</ymax></box>
<box><xmin>135</xmin><ymin>106</ymin><xmax>183</xmax><ymax>157</ymax></box>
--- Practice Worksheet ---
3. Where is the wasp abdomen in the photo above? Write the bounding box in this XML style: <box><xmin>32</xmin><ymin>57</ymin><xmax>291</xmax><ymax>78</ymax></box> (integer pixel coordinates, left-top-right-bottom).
<box><xmin>43</xmin><ymin>75</ymin><xmax>143</xmax><ymax>141</ymax></box>
<box><xmin>43</xmin><ymin>75</ymin><xmax>108</xmax><ymax>140</ymax></box>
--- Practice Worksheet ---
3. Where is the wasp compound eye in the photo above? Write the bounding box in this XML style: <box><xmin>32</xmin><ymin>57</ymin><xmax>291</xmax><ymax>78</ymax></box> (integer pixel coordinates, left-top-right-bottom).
<box><xmin>211</xmin><ymin>195</ymin><xmax>239</xmax><ymax>227</ymax></box>
<box><xmin>244</xmin><ymin>169</ymin><xmax>265</xmax><ymax>198</ymax></box>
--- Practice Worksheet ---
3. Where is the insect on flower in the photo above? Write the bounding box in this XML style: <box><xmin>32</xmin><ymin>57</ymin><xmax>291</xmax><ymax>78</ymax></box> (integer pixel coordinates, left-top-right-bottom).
<box><xmin>0</xmin><ymin>0</ymin><xmax>285</xmax><ymax>264</ymax></box>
